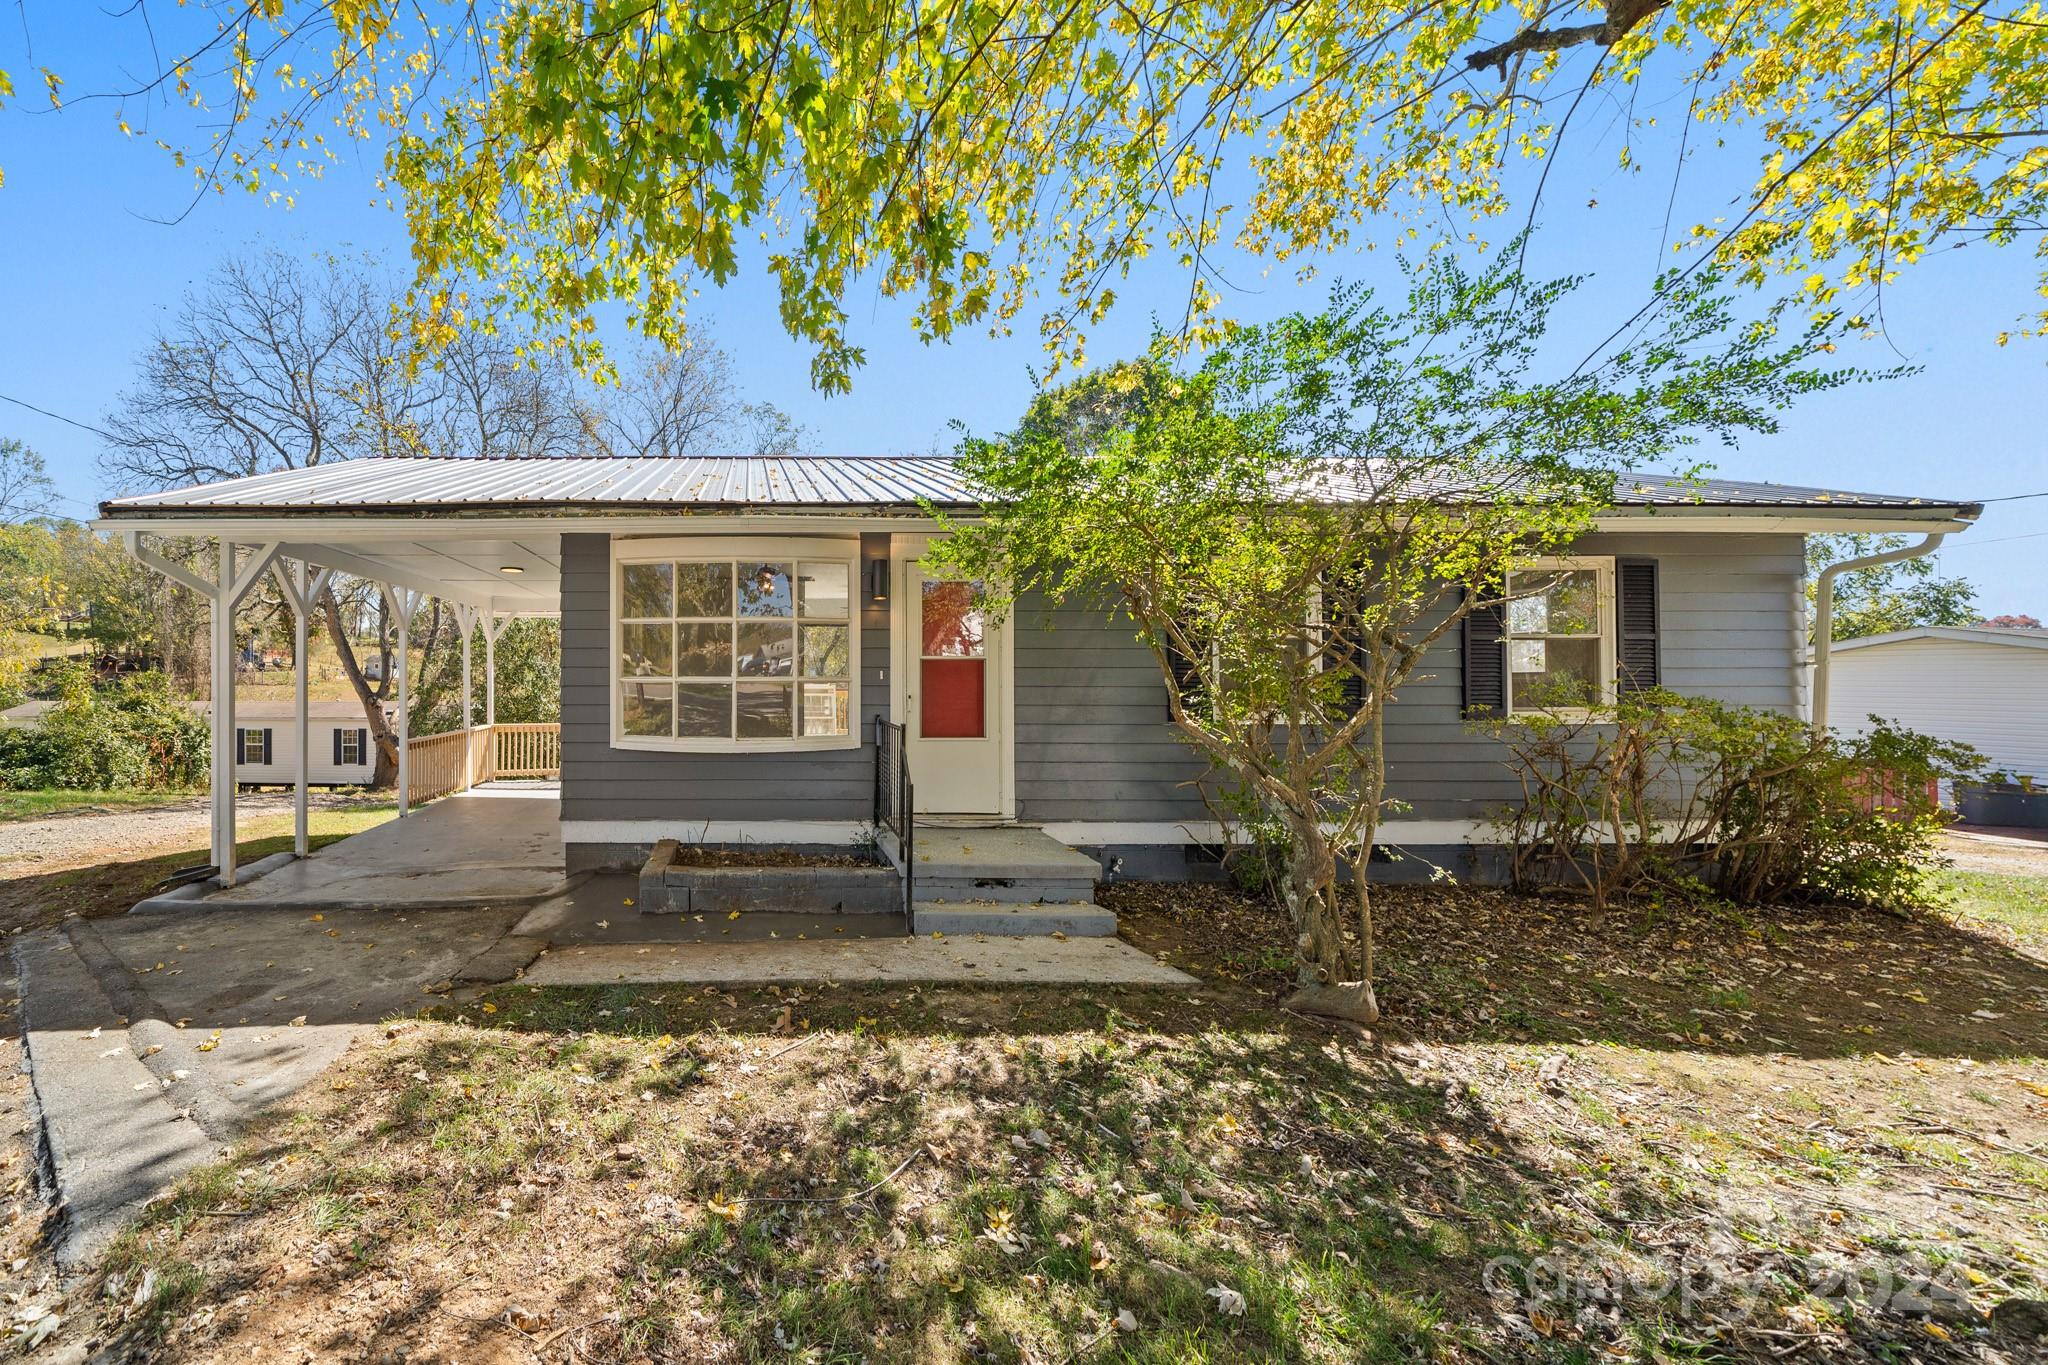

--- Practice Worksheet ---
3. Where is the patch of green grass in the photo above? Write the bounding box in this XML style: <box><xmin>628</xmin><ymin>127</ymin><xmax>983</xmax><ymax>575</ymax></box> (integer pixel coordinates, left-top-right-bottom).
<box><xmin>0</xmin><ymin>787</ymin><xmax>203</xmax><ymax>822</ymax></box>
<box><xmin>1936</xmin><ymin>868</ymin><xmax>2048</xmax><ymax>951</ymax></box>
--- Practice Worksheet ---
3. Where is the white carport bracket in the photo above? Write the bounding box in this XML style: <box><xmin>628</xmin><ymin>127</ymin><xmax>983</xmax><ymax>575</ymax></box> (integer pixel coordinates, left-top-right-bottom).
<box><xmin>120</xmin><ymin>529</ymin><xmax>485</xmax><ymax>886</ymax></box>
<box><xmin>120</xmin><ymin>533</ymin><xmax>282</xmax><ymax>887</ymax></box>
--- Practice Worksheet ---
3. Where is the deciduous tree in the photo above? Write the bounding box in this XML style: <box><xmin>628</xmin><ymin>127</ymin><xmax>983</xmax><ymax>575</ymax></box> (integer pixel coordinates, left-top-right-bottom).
<box><xmin>930</xmin><ymin>256</ymin><xmax>1864</xmax><ymax>1023</ymax></box>
<box><xmin>45</xmin><ymin>1</ymin><xmax>2048</xmax><ymax>387</ymax></box>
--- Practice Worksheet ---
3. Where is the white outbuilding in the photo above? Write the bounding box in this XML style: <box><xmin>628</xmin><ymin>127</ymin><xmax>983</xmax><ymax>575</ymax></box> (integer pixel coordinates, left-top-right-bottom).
<box><xmin>1828</xmin><ymin>625</ymin><xmax>2048</xmax><ymax>792</ymax></box>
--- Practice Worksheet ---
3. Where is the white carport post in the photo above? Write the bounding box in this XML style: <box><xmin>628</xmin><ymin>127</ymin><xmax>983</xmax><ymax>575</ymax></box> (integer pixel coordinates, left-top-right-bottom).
<box><xmin>271</xmin><ymin>559</ymin><xmax>334</xmax><ymax>858</ymax></box>
<box><xmin>385</xmin><ymin>585</ymin><xmax>424</xmax><ymax>817</ymax></box>
<box><xmin>210</xmin><ymin>540</ymin><xmax>237</xmax><ymax>881</ymax></box>
<box><xmin>122</xmin><ymin>534</ymin><xmax>282</xmax><ymax>888</ymax></box>
<box><xmin>482</xmin><ymin>611</ymin><xmax>511</xmax><ymax>780</ymax></box>
<box><xmin>455</xmin><ymin>603</ymin><xmax>478</xmax><ymax>790</ymax></box>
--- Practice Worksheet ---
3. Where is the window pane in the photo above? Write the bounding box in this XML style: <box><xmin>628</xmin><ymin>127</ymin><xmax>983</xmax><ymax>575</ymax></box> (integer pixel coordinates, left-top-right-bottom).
<box><xmin>675</xmin><ymin>622</ymin><xmax>733</xmax><ymax>678</ymax></box>
<box><xmin>621</xmin><ymin>623</ymin><xmax>673</xmax><ymax>678</ymax></box>
<box><xmin>801</xmin><ymin>624</ymin><xmax>849</xmax><ymax>677</ymax></box>
<box><xmin>621</xmin><ymin>681</ymin><xmax>674</xmax><ymax>737</ymax></box>
<box><xmin>737</xmin><ymin>562</ymin><xmax>793</xmax><ymax>617</ymax></box>
<box><xmin>678</xmin><ymin>683</ymin><xmax>732</xmax><ymax>738</ymax></box>
<box><xmin>1508</xmin><ymin>570</ymin><xmax>1599</xmax><ymax>636</ymax></box>
<box><xmin>798</xmin><ymin>562</ymin><xmax>849</xmax><ymax>619</ymax></box>
<box><xmin>737</xmin><ymin>682</ymin><xmax>793</xmax><ymax>738</ymax></box>
<box><xmin>676</xmin><ymin>562</ymin><xmax>733</xmax><ymax>618</ymax></box>
<box><xmin>921</xmin><ymin>657</ymin><xmax>985</xmax><ymax>737</ymax></box>
<box><xmin>621</xmin><ymin>562</ymin><xmax>672</xmax><ymax>619</ymax></box>
<box><xmin>1511</xmin><ymin>638</ymin><xmax>1602</xmax><ymax>709</ymax></box>
<box><xmin>922</xmin><ymin>580</ymin><xmax>984</xmax><ymax>657</ymax></box>
<box><xmin>800</xmin><ymin>681</ymin><xmax>850</xmax><ymax>737</ymax></box>
<box><xmin>737</xmin><ymin>622</ymin><xmax>795</xmax><ymax>675</ymax></box>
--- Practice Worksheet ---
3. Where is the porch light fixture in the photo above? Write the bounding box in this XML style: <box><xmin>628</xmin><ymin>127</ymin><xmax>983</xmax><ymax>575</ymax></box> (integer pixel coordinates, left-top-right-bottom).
<box><xmin>867</xmin><ymin>559</ymin><xmax>889</xmax><ymax>603</ymax></box>
<box><xmin>498</xmin><ymin>564</ymin><xmax>525</xmax><ymax>574</ymax></box>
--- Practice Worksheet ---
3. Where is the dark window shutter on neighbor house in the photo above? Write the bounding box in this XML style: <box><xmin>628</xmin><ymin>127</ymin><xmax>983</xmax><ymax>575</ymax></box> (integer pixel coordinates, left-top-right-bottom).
<box><xmin>356</xmin><ymin>728</ymin><xmax>369</xmax><ymax>764</ymax></box>
<box><xmin>1461</xmin><ymin>593</ymin><xmax>1508</xmax><ymax>718</ymax></box>
<box><xmin>1615</xmin><ymin>558</ymin><xmax>1661</xmax><ymax>693</ymax></box>
<box><xmin>332</xmin><ymin>729</ymin><xmax>344</xmax><ymax>765</ymax></box>
<box><xmin>261</xmin><ymin>728</ymin><xmax>274</xmax><ymax>765</ymax></box>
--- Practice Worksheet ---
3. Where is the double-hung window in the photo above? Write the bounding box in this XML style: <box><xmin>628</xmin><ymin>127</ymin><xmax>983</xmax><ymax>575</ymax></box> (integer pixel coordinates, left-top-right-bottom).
<box><xmin>614</xmin><ymin>538</ymin><xmax>860</xmax><ymax>751</ymax></box>
<box><xmin>1504</xmin><ymin>557</ymin><xmax>1616</xmax><ymax>715</ymax></box>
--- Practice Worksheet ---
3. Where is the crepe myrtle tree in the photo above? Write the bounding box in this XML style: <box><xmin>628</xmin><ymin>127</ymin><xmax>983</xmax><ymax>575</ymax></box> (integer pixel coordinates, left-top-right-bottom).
<box><xmin>928</xmin><ymin>256</ymin><xmax>1872</xmax><ymax>1025</ymax></box>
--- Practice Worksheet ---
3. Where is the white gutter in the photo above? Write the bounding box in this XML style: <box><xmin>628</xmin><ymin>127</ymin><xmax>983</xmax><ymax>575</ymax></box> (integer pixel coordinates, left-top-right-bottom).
<box><xmin>1809</xmin><ymin>532</ymin><xmax>1948</xmax><ymax>735</ymax></box>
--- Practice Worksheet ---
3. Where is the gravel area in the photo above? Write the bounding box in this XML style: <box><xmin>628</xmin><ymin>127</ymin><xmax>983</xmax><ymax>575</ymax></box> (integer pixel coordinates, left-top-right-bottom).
<box><xmin>1938</xmin><ymin>825</ymin><xmax>2048</xmax><ymax>875</ymax></box>
<box><xmin>0</xmin><ymin>791</ymin><xmax>377</xmax><ymax>875</ymax></box>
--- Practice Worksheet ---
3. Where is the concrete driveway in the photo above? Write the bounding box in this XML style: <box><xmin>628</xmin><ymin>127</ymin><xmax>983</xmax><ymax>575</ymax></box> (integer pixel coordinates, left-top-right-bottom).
<box><xmin>14</xmin><ymin>904</ymin><xmax>528</xmax><ymax>1266</ymax></box>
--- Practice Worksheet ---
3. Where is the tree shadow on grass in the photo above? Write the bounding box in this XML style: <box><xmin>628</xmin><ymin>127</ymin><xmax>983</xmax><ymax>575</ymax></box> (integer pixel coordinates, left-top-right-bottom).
<box><xmin>1110</xmin><ymin>881</ymin><xmax>2048</xmax><ymax>1063</ymax></box>
<box><xmin>79</xmin><ymin>992</ymin><xmax>2035</xmax><ymax>1363</ymax></box>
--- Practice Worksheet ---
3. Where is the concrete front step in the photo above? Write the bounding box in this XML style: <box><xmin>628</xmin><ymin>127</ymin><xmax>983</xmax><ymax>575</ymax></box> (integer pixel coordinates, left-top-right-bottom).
<box><xmin>891</xmin><ymin>826</ymin><xmax>1104</xmax><ymax>882</ymax></box>
<box><xmin>912</xmin><ymin>874</ymin><xmax>1099</xmax><ymax>904</ymax></box>
<box><xmin>638</xmin><ymin>839</ymin><xmax>900</xmax><ymax>914</ymax></box>
<box><xmin>911</xmin><ymin>901</ymin><xmax>1119</xmax><ymax>937</ymax></box>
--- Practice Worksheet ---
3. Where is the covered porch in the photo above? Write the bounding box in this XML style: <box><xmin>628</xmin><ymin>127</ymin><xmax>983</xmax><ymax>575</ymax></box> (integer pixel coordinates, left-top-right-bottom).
<box><xmin>112</xmin><ymin>520</ymin><xmax>568</xmax><ymax>889</ymax></box>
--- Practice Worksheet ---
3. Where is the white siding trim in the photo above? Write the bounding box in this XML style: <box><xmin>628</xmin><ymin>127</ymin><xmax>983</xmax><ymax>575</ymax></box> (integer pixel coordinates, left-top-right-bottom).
<box><xmin>561</xmin><ymin>818</ymin><xmax>1495</xmax><ymax>846</ymax></box>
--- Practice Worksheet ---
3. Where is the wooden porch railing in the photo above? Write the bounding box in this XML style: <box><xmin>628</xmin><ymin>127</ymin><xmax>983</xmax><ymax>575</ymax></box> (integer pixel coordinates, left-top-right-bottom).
<box><xmin>404</xmin><ymin>722</ymin><xmax>561</xmax><ymax>806</ymax></box>
<box><xmin>492</xmin><ymin>722</ymin><xmax>562</xmax><ymax>779</ymax></box>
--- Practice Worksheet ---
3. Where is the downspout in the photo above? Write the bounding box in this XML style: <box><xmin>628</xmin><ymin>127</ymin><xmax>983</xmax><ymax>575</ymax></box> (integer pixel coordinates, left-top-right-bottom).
<box><xmin>1809</xmin><ymin>532</ymin><xmax>1947</xmax><ymax>736</ymax></box>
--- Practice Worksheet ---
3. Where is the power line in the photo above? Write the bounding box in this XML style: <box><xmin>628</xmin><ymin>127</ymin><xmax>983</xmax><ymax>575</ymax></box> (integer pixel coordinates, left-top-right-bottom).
<box><xmin>1940</xmin><ymin>529</ymin><xmax>2048</xmax><ymax>551</ymax></box>
<box><xmin>0</xmin><ymin>389</ymin><xmax>115</xmax><ymax>442</ymax></box>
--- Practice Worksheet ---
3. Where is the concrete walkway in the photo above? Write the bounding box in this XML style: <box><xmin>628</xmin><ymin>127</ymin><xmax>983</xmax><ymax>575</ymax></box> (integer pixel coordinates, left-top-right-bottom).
<box><xmin>13</xmin><ymin>905</ymin><xmax>525</xmax><ymax>1266</ymax></box>
<box><xmin>199</xmin><ymin>786</ymin><xmax>569</xmax><ymax>911</ymax></box>
<box><xmin>522</xmin><ymin>934</ymin><xmax>1196</xmax><ymax>987</ymax></box>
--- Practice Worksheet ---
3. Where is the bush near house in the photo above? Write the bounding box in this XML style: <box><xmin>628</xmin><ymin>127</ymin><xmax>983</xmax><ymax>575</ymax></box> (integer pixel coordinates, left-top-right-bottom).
<box><xmin>0</xmin><ymin>664</ymin><xmax>209</xmax><ymax>791</ymax></box>
<box><xmin>1481</xmin><ymin>690</ymin><xmax>1983</xmax><ymax>912</ymax></box>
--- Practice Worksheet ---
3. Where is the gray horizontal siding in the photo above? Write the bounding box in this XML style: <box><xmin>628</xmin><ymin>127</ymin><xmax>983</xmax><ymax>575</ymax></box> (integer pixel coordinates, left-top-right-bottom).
<box><xmin>1013</xmin><ymin>532</ymin><xmax>1805</xmax><ymax>824</ymax></box>
<box><xmin>558</xmin><ymin>531</ymin><xmax>890</xmax><ymax>824</ymax></box>
<box><xmin>561</xmin><ymin>529</ymin><xmax>1805</xmax><ymax>831</ymax></box>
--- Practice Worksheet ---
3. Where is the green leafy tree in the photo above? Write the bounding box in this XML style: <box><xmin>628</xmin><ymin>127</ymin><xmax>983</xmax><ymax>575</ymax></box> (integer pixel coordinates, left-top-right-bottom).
<box><xmin>929</xmin><ymin>256</ymin><xmax>1862</xmax><ymax>1023</ymax></box>
<box><xmin>42</xmin><ymin>1</ymin><xmax>2048</xmax><ymax>388</ymax></box>
<box><xmin>1807</xmin><ymin>534</ymin><xmax>1980</xmax><ymax>641</ymax></box>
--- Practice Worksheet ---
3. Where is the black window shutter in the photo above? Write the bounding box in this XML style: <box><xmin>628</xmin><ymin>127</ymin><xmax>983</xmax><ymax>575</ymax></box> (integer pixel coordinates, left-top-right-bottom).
<box><xmin>261</xmin><ymin>728</ymin><xmax>274</xmax><ymax>765</ymax></box>
<box><xmin>1163</xmin><ymin>629</ymin><xmax>1205</xmax><ymax>720</ymax></box>
<box><xmin>356</xmin><ymin>728</ymin><xmax>369</xmax><ymax>764</ymax></box>
<box><xmin>1615</xmin><ymin>558</ymin><xmax>1661</xmax><ymax>694</ymax></box>
<box><xmin>1323</xmin><ymin>587</ymin><xmax>1365</xmax><ymax>715</ymax></box>
<box><xmin>332</xmin><ymin>728</ymin><xmax>344</xmax><ymax>765</ymax></box>
<box><xmin>1461</xmin><ymin>593</ymin><xmax>1508</xmax><ymax>718</ymax></box>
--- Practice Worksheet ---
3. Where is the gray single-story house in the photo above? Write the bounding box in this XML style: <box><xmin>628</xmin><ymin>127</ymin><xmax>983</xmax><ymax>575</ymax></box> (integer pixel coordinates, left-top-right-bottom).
<box><xmin>94</xmin><ymin>456</ymin><xmax>1981</xmax><ymax>898</ymax></box>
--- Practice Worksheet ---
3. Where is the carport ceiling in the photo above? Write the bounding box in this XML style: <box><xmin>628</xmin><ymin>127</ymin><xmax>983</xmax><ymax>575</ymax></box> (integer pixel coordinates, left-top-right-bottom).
<box><xmin>273</xmin><ymin>532</ymin><xmax>562</xmax><ymax>614</ymax></box>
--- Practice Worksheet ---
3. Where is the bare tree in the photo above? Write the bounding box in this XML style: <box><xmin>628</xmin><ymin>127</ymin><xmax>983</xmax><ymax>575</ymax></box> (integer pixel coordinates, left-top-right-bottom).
<box><xmin>101</xmin><ymin>249</ymin><xmax>802</xmax><ymax>784</ymax></box>
<box><xmin>593</xmin><ymin>342</ymin><xmax>809</xmax><ymax>459</ymax></box>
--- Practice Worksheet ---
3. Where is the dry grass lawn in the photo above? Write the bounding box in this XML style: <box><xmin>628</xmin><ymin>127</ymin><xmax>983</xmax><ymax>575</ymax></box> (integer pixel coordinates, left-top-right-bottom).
<box><xmin>20</xmin><ymin>870</ymin><xmax>2043</xmax><ymax>1364</ymax></box>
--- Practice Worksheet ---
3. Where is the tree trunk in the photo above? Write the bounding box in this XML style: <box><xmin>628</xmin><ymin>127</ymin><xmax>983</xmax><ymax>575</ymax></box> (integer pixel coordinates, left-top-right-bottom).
<box><xmin>320</xmin><ymin>586</ymin><xmax>401</xmax><ymax>788</ymax></box>
<box><xmin>1283</xmin><ymin>980</ymin><xmax>1380</xmax><ymax>1026</ymax></box>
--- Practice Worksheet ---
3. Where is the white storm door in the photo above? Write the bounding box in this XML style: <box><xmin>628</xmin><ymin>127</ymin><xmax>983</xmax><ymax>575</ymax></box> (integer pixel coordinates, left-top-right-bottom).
<box><xmin>901</xmin><ymin>555</ymin><xmax>1009</xmax><ymax>816</ymax></box>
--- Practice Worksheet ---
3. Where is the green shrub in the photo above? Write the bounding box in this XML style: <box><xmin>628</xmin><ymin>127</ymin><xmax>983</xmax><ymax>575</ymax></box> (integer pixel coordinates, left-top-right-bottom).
<box><xmin>0</xmin><ymin>664</ymin><xmax>209</xmax><ymax>791</ymax></box>
<box><xmin>1480</xmin><ymin>690</ymin><xmax>1983</xmax><ymax>912</ymax></box>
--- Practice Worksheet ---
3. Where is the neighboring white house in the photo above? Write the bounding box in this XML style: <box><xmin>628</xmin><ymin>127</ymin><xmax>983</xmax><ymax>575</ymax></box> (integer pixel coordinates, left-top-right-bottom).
<box><xmin>1829</xmin><ymin>626</ymin><xmax>2048</xmax><ymax>784</ymax></box>
<box><xmin>222</xmin><ymin>700</ymin><xmax>384</xmax><ymax>787</ymax></box>
<box><xmin>4</xmin><ymin>696</ymin><xmax>384</xmax><ymax>786</ymax></box>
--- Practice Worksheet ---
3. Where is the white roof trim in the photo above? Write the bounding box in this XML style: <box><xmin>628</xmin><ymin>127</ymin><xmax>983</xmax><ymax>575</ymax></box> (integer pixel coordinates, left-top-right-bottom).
<box><xmin>1831</xmin><ymin>625</ymin><xmax>2048</xmax><ymax>653</ymax></box>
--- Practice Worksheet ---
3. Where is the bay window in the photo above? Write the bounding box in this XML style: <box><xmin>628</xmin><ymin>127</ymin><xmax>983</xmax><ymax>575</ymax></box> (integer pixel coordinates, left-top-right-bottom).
<box><xmin>614</xmin><ymin>538</ymin><xmax>860</xmax><ymax>751</ymax></box>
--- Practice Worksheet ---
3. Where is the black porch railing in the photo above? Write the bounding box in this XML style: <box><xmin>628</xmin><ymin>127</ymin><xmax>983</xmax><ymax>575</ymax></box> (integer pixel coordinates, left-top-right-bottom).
<box><xmin>873</xmin><ymin>716</ymin><xmax>914</xmax><ymax>921</ymax></box>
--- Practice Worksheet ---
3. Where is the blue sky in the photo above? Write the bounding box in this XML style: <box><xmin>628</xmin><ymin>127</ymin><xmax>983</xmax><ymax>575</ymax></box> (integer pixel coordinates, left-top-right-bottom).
<box><xmin>1</xmin><ymin>8</ymin><xmax>2042</xmax><ymax>614</ymax></box>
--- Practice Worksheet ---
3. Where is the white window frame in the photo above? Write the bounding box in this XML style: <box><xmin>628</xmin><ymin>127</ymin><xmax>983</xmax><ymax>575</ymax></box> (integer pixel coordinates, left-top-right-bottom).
<box><xmin>236</xmin><ymin>727</ymin><xmax>267</xmax><ymax>765</ymax></box>
<box><xmin>1504</xmin><ymin>555</ymin><xmax>1617</xmax><ymax>717</ymax></box>
<box><xmin>609</xmin><ymin>535</ymin><xmax>863</xmax><ymax>754</ymax></box>
<box><xmin>337</xmin><ymin>728</ymin><xmax>366</xmax><ymax>766</ymax></box>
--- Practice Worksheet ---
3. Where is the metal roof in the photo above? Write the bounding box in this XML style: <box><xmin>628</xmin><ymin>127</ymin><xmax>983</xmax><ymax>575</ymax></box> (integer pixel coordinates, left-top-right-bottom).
<box><xmin>102</xmin><ymin>456</ymin><xmax>975</xmax><ymax>514</ymax></box>
<box><xmin>98</xmin><ymin>455</ymin><xmax>1979</xmax><ymax>519</ymax></box>
<box><xmin>1832</xmin><ymin>625</ymin><xmax>2048</xmax><ymax>654</ymax></box>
